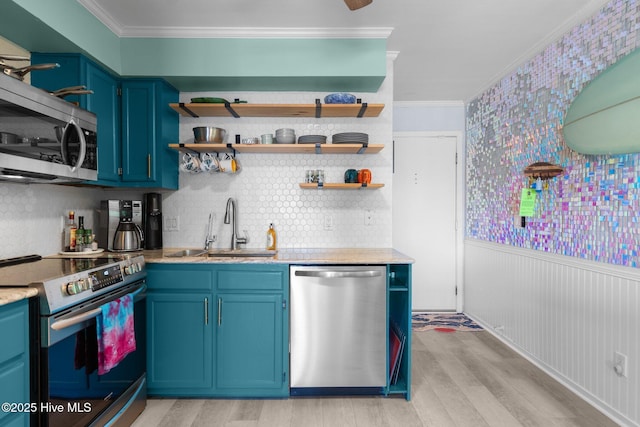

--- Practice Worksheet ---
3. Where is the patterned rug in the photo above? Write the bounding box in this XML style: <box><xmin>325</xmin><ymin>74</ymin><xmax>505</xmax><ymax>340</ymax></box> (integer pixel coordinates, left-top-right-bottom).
<box><xmin>412</xmin><ymin>312</ymin><xmax>483</xmax><ymax>332</ymax></box>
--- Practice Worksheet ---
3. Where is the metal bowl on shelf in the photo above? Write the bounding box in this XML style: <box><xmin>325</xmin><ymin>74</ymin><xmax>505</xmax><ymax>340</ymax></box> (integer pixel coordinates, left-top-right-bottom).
<box><xmin>193</xmin><ymin>126</ymin><xmax>226</xmax><ymax>143</ymax></box>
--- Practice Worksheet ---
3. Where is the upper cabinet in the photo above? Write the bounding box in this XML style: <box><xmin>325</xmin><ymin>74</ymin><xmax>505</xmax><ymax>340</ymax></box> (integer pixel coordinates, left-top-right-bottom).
<box><xmin>31</xmin><ymin>53</ymin><xmax>179</xmax><ymax>190</ymax></box>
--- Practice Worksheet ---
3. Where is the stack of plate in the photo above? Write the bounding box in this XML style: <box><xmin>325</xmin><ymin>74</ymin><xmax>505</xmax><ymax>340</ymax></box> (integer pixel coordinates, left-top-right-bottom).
<box><xmin>298</xmin><ymin>135</ymin><xmax>327</xmax><ymax>144</ymax></box>
<box><xmin>275</xmin><ymin>128</ymin><xmax>296</xmax><ymax>144</ymax></box>
<box><xmin>332</xmin><ymin>132</ymin><xmax>369</xmax><ymax>144</ymax></box>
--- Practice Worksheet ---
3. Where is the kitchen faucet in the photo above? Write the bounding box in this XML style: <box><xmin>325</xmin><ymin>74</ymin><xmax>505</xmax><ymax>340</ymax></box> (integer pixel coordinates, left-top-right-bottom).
<box><xmin>224</xmin><ymin>197</ymin><xmax>247</xmax><ymax>250</ymax></box>
<box><xmin>204</xmin><ymin>212</ymin><xmax>216</xmax><ymax>250</ymax></box>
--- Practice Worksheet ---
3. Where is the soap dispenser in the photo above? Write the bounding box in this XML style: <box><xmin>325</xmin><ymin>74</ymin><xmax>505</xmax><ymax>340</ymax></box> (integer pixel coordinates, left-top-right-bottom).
<box><xmin>266</xmin><ymin>223</ymin><xmax>277</xmax><ymax>250</ymax></box>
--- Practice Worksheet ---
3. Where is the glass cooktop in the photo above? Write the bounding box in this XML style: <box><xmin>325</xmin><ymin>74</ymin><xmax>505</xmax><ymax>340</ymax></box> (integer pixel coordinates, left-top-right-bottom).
<box><xmin>0</xmin><ymin>255</ymin><xmax>124</xmax><ymax>287</ymax></box>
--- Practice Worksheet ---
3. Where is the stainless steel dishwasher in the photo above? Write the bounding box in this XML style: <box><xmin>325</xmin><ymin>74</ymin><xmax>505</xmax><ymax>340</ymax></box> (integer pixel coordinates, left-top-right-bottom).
<box><xmin>290</xmin><ymin>265</ymin><xmax>387</xmax><ymax>390</ymax></box>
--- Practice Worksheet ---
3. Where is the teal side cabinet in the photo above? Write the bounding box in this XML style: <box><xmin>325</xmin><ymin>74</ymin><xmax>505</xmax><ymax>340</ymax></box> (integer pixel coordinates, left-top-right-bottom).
<box><xmin>0</xmin><ymin>299</ymin><xmax>30</xmax><ymax>427</ymax></box>
<box><xmin>146</xmin><ymin>264</ymin><xmax>213</xmax><ymax>396</ymax></box>
<box><xmin>387</xmin><ymin>264</ymin><xmax>412</xmax><ymax>400</ymax></box>
<box><xmin>215</xmin><ymin>265</ymin><xmax>289</xmax><ymax>397</ymax></box>
<box><xmin>121</xmin><ymin>79</ymin><xmax>179</xmax><ymax>190</ymax></box>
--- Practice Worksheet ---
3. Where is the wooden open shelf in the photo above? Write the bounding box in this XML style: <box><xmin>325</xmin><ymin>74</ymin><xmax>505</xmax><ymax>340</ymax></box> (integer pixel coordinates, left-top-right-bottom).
<box><xmin>169</xmin><ymin>143</ymin><xmax>384</xmax><ymax>155</ymax></box>
<box><xmin>169</xmin><ymin>102</ymin><xmax>384</xmax><ymax>118</ymax></box>
<box><xmin>299</xmin><ymin>183</ymin><xmax>384</xmax><ymax>190</ymax></box>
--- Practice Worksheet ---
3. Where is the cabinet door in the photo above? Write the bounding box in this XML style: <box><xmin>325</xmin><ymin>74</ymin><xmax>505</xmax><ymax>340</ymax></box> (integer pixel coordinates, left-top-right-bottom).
<box><xmin>0</xmin><ymin>300</ymin><xmax>29</xmax><ymax>427</ymax></box>
<box><xmin>86</xmin><ymin>64</ymin><xmax>120</xmax><ymax>182</ymax></box>
<box><xmin>215</xmin><ymin>293</ymin><xmax>287</xmax><ymax>396</ymax></box>
<box><xmin>121</xmin><ymin>80</ymin><xmax>155</xmax><ymax>183</ymax></box>
<box><xmin>147</xmin><ymin>293</ymin><xmax>212</xmax><ymax>393</ymax></box>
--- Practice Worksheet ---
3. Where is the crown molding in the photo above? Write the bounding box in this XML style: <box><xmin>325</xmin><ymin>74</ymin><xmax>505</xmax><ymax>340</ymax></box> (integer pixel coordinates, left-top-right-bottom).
<box><xmin>78</xmin><ymin>1</ymin><xmax>393</xmax><ymax>39</ymax></box>
<box><xmin>121</xmin><ymin>26</ymin><xmax>394</xmax><ymax>39</ymax></box>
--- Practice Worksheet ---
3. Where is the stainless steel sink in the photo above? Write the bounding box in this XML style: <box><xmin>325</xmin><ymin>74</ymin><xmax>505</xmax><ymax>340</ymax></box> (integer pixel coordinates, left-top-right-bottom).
<box><xmin>165</xmin><ymin>249</ymin><xmax>208</xmax><ymax>258</ymax></box>
<box><xmin>207</xmin><ymin>249</ymin><xmax>277</xmax><ymax>258</ymax></box>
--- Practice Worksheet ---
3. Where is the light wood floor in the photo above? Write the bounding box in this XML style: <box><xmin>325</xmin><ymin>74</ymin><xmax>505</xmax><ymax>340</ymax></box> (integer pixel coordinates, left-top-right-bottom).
<box><xmin>131</xmin><ymin>330</ymin><xmax>618</xmax><ymax>427</ymax></box>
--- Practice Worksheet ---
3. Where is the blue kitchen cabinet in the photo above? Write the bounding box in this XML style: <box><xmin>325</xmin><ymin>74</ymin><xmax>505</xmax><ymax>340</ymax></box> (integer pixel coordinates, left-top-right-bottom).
<box><xmin>146</xmin><ymin>265</ymin><xmax>213</xmax><ymax>395</ymax></box>
<box><xmin>0</xmin><ymin>299</ymin><xmax>30</xmax><ymax>427</ymax></box>
<box><xmin>145</xmin><ymin>263</ymin><xmax>289</xmax><ymax>397</ymax></box>
<box><xmin>30</xmin><ymin>53</ymin><xmax>178</xmax><ymax>189</ymax></box>
<box><xmin>387</xmin><ymin>264</ymin><xmax>412</xmax><ymax>400</ymax></box>
<box><xmin>31</xmin><ymin>53</ymin><xmax>121</xmax><ymax>183</ymax></box>
<box><xmin>121</xmin><ymin>79</ymin><xmax>179</xmax><ymax>189</ymax></box>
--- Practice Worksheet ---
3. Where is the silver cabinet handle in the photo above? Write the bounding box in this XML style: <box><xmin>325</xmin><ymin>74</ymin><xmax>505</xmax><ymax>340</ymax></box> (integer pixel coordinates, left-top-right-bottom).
<box><xmin>204</xmin><ymin>297</ymin><xmax>209</xmax><ymax>325</ymax></box>
<box><xmin>217</xmin><ymin>297</ymin><xmax>222</xmax><ymax>326</ymax></box>
<box><xmin>294</xmin><ymin>270</ymin><xmax>383</xmax><ymax>279</ymax></box>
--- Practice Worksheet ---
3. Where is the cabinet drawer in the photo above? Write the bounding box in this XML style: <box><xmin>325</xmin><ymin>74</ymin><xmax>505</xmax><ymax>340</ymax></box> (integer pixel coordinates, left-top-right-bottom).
<box><xmin>217</xmin><ymin>267</ymin><xmax>286</xmax><ymax>291</ymax></box>
<box><xmin>147</xmin><ymin>265</ymin><xmax>213</xmax><ymax>291</ymax></box>
<box><xmin>0</xmin><ymin>302</ymin><xmax>27</xmax><ymax>364</ymax></box>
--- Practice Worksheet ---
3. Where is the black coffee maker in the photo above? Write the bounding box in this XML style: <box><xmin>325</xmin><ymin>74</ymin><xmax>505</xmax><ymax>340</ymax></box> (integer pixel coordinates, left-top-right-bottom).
<box><xmin>143</xmin><ymin>193</ymin><xmax>163</xmax><ymax>249</ymax></box>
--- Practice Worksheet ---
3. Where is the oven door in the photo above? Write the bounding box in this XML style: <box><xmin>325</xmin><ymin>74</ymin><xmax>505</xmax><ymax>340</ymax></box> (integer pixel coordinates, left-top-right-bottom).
<box><xmin>36</xmin><ymin>281</ymin><xmax>146</xmax><ymax>427</ymax></box>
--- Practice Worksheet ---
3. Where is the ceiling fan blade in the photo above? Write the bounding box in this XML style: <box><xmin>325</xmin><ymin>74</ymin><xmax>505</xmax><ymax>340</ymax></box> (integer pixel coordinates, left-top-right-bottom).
<box><xmin>344</xmin><ymin>0</ymin><xmax>372</xmax><ymax>10</ymax></box>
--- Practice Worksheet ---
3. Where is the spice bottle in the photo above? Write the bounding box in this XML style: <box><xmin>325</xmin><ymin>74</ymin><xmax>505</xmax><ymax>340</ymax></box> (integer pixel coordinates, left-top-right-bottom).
<box><xmin>65</xmin><ymin>211</ymin><xmax>77</xmax><ymax>251</ymax></box>
<box><xmin>266</xmin><ymin>223</ymin><xmax>277</xmax><ymax>250</ymax></box>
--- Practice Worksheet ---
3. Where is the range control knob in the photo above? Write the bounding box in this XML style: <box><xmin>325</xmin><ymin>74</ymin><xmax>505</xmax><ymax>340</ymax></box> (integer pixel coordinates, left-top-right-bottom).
<box><xmin>63</xmin><ymin>278</ymin><xmax>90</xmax><ymax>296</ymax></box>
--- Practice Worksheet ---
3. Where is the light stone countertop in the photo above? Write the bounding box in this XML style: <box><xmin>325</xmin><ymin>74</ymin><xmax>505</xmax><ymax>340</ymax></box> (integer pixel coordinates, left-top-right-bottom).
<box><xmin>143</xmin><ymin>247</ymin><xmax>415</xmax><ymax>265</ymax></box>
<box><xmin>0</xmin><ymin>287</ymin><xmax>38</xmax><ymax>307</ymax></box>
<box><xmin>1</xmin><ymin>248</ymin><xmax>413</xmax><ymax>306</ymax></box>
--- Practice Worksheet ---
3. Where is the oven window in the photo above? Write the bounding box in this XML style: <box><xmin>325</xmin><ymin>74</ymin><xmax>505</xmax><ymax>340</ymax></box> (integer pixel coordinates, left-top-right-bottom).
<box><xmin>43</xmin><ymin>296</ymin><xmax>146</xmax><ymax>427</ymax></box>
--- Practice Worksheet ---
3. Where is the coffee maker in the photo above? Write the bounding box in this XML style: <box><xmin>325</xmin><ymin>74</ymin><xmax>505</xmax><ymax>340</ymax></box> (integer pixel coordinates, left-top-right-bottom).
<box><xmin>143</xmin><ymin>193</ymin><xmax>163</xmax><ymax>249</ymax></box>
<box><xmin>98</xmin><ymin>200</ymin><xmax>143</xmax><ymax>251</ymax></box>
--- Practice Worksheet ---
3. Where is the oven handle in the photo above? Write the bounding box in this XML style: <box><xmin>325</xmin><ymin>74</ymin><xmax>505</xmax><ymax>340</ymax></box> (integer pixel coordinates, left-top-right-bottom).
<box><xmin>50</xmin><ymin>285</ymin><xmax>146</xmax><ymax>331</ymax></box>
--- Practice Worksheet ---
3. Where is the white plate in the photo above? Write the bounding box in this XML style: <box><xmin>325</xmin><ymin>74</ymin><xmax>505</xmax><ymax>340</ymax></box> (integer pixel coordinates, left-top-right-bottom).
<box><xmin>58</xmin><ymin>248</ymin><xmax>105</xmax><ymax>257</ymax></box>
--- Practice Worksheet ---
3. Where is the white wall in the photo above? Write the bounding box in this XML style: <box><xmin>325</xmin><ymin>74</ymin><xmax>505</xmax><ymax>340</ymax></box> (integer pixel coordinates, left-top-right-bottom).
<box><xmin>465</xmin><ymin>240</ymin><xmax>639</xmax><ymax>426</ymax></box>
<box><xmin>162</xmin><ymin>55</ymin><xmax>395</xmax><ymax>250</ymax></box>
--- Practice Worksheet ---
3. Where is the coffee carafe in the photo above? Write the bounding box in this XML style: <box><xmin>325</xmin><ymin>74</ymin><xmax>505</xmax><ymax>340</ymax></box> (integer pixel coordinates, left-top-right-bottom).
<box><xmin>143</xmin><ymin>193</ymin><xmax>163</xmax><ymax>249</ymax></box>
<box><xmin>112</xmin><ymin>200</ymin><xmax>143</xmax><ymax>252</ymax></box>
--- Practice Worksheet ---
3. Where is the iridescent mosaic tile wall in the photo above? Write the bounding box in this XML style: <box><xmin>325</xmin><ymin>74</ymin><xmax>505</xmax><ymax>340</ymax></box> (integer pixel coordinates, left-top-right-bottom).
<box><xmin>466</xmin><ymin>0</ymin><xmax>640</xmax><ymax>267</ymax></box>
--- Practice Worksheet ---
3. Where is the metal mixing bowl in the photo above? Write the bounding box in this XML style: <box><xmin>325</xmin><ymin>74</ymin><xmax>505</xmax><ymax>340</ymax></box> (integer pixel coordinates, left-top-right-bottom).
<box><xmin>193</xmin><ymin>126</ymin><xmax>226</xmax><ymax>143</ymax></box>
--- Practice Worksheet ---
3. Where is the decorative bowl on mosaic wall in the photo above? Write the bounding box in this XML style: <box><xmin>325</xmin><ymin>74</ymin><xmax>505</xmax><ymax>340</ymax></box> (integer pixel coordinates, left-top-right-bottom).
<box><xmin>563</xmin><ymin>47</ymin><xmax>640</xmax><ymax>155</ymax></box>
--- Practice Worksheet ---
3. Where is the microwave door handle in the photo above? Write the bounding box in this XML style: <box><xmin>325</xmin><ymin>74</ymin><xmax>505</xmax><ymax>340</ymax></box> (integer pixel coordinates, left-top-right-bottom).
<box><xmin>60</xmin><ymin>118</ymin><xmax>87</xmax><ymax>172</ymax></box>
<box><xmin>50</xmin><ymin>307</ymin><xmax>101</xmax><ymax>331</ymax></box>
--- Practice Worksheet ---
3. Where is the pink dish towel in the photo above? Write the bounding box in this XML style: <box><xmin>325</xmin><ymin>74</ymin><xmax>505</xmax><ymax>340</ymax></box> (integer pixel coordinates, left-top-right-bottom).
<box><xmin>97</xmin><ymin>294</ymin><xmax>136</xmax><ymax>375</ymax></box>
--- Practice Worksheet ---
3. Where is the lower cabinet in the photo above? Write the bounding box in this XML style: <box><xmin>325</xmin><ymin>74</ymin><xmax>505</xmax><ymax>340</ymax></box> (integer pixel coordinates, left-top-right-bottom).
<box><xmin>0</xmin><ymin>299</ymin><xmax>30</xmax><ymax>427</ymax></box>
<box><xmin>146</xmin><ymin>263</ymin><xmax>288</xmax><ymax>397</ymax></box>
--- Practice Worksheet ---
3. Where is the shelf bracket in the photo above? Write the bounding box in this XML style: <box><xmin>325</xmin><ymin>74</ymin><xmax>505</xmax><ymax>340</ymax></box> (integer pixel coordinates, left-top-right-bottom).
<box><xmin>226</xmin><ymin>143</ymin><xmax>236</xmax><ymax>157</ymax></box>
<box><xmin>357</xmin><ymin>142</ymin><xmax>369</xmax><ymax>154</ymax></box>
<box><xmin>357</xmin><ymin>102</ymin><xmax>368</xmax><ymax>118</ymax></box>
<box><xmin>317</xmin><ymin>181</ymin><xmax>323</xmax><ymax>188</ymax></box>
<box><xmin>179</xmin><ymin>103</ymin><xmax>199</xmax><ymax>118</ymax></box>
<box><xmin>178</xmin><ymin>143</ymin><xmax>199</xmax><ymax>156</ymax></box>
<box><xmin>315</xmin><ymin>99</ymin><xmax>322</xmax><ymax>118</ymax></box>
<box><xmin>224</xmin><ymin>101</ymin><xmax>240</xmax><ymax>118</ymax></box>
<box><xmin>361</xmin><ymin>182</ymin><xmax>368</xmax><ymax>188</ymax></box>
<box><xmin>315</xmin><ymin>143</ymin><xmax>322</xmax><ymax>154</ymax></box>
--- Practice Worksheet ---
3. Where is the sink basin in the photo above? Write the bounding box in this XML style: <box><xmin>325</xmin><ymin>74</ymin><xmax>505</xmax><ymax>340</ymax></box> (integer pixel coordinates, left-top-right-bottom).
<box><xmin>207</xmin><ymin>249</ymin><xmax>277</xmax><ymax>258</ymax></box>
<box><xmin>165</xmin><ymin>249</ymin><xmax>207</xmax><ymax>258</ymax></box>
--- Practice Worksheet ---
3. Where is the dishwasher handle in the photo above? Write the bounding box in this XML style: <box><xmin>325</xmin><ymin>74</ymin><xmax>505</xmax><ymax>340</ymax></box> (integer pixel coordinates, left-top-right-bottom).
<box><xmin>294</xmin><ymin>269</ymin><xmax>383</xmax><ymax>279</ymax></box>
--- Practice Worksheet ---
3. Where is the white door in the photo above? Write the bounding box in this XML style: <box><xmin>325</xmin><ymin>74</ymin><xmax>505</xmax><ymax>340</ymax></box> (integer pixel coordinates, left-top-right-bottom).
<box><xmin>393</xmin><ymin>134</ymin><xmax>458</xmax><ymax>311</ymax></box>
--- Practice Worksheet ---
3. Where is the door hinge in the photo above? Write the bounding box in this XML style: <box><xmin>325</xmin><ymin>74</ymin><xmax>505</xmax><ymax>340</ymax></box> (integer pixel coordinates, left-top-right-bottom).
<box><xmin>117</xmin><ymin>87</ymin><xmax>122</xmax><ymax>96</ymax></box>
<box><xmin>455</xmin><ymin>152</ymin><xmax>458</xmax><ymax>165</ymax></box>
<box><xmin>455</xmin><ymin>286</ymin><xmax>458</xmax><ymax>296</ymax></box>
<box><xmin>117</xmin><ymin>167</ymin><xmax>123</xmax><ymax>176</ymax></box>
<box><xmin>283</xmin><ymin>371</ymin><xmax>287</xmax><ymax>384</ymax></box>
<box><xmin>282</xmin><ymin>299</ymin><xmax>287</xmax><ymax>310</ymax></box>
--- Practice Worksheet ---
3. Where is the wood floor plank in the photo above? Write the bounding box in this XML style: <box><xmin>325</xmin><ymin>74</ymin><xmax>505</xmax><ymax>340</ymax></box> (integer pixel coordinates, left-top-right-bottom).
<box><xmin>132</xmin><ymin>330</ymin><xmax>617</xmax><ymax>427</ymax></box>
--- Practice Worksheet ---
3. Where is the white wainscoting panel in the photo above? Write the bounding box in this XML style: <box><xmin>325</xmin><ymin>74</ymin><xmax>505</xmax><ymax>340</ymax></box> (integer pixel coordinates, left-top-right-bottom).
<box><xmin>464</xmin><ymin>239</ymin><xmax>639</xmax><ymax>426</ymax></box>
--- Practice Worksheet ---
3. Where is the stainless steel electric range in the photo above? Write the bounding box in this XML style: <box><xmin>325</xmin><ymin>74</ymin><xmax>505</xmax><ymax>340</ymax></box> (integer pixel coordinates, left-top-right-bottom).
<box><xmin>0</xmin><ymin>254</ymin><xmax>147</xmax><ymax>427</ymax></box>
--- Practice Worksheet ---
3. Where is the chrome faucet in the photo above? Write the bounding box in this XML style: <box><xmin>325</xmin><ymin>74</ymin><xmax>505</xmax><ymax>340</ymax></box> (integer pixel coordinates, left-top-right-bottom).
<box><xmin>204</xmin><ymin>212</ymin><xmax>216</xmax><ymax>250</ymax></box>
<box><xmin>224</xmin><ymin>197</ymin><xmax>247</xmax><ymax>250</ymax></box>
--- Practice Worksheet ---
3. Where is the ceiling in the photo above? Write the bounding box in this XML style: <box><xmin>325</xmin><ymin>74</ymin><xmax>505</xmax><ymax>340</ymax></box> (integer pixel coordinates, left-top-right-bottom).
<box><xmin>79</xmin><ymin>0</ymin><xmax>610</xmax><ymax>102</ymax></box>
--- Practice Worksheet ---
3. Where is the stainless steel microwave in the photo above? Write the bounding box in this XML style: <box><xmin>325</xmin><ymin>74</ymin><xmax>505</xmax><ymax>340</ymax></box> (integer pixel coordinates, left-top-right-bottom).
<box><xmin>0</xmin><ymin>73</ymin><xmax>97</xmax><ymax>183</ymax></box>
